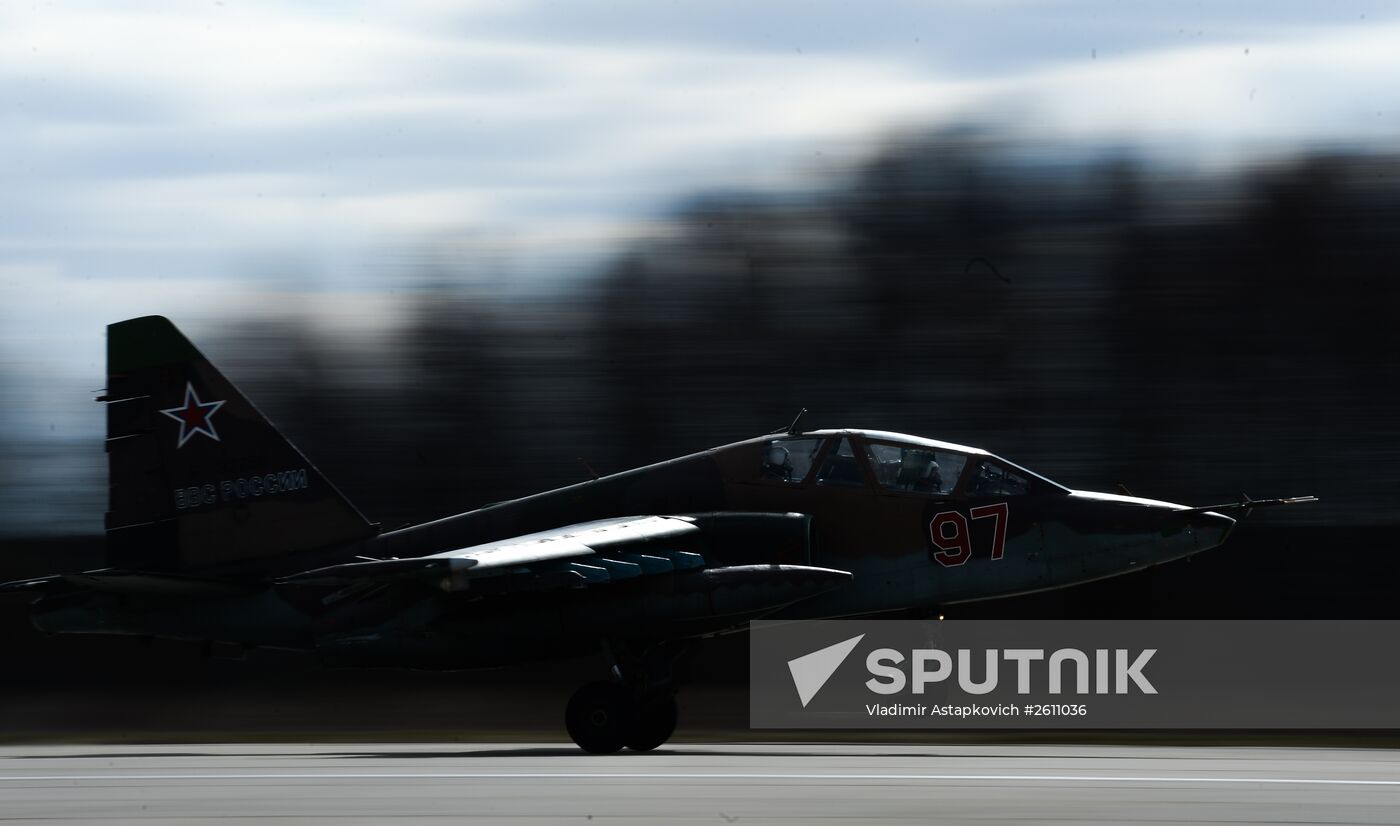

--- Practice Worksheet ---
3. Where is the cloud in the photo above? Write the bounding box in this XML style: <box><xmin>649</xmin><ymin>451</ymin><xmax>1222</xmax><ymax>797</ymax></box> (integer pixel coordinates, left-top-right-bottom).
<box><xmin>0</xmin><ymin>0</ymin><xmax>1396</xmax><ymax>533</ymax></box>
<box><xmin>1</xmin><ymin>1</ymin><xmax>1398</xmax><ymax>381</ymax></box>
<box><xmin>997</xmin><ymin>21</ymin><xmax>1400</xmax><ymax>153</ymax></box>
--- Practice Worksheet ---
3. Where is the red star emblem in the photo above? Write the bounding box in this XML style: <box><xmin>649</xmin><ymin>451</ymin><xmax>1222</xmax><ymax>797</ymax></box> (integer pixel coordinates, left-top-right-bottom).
<box><xmin>159</xmin><ymin>382</ymin><xmax>226</xmax><ymax>448</ymax></box>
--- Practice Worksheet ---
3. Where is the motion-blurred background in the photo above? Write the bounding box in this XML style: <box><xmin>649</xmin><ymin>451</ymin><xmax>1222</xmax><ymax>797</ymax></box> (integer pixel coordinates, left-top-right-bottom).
<box><xmin>1</xmin><ymin>2</ymin><xmax>1397</xmax><ymax>741</ymax></box>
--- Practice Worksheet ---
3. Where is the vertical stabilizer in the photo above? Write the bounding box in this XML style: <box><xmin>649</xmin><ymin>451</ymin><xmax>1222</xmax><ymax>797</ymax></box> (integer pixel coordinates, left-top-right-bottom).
<box><xmin>103</xmin><ymin>316</ymin><xmax>376</xmax><ymax>571</ymax></box>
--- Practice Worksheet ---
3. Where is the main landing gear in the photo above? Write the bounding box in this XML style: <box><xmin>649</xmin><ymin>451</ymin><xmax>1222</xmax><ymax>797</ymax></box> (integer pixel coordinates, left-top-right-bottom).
<box><xmin>565</xmin><ymin>681</ymin><xmax>678</xmax><ymax>754</ymax></box>
<box><xmin>564</xmin><ymin>639</ymin><xmax>691</xmax><ymax>754</ymax></box>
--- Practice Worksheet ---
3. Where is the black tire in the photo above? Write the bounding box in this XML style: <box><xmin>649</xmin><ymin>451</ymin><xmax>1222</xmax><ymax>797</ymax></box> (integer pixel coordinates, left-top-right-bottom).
<box><xmin>625</xmin><ymin>693</ymin><xmax>678</xmax><ymax>752</ymax></box>
<box><xmin>565</xmin><ymin>681</ymin><xmax>635</xmax><ymax>754</ymax></box>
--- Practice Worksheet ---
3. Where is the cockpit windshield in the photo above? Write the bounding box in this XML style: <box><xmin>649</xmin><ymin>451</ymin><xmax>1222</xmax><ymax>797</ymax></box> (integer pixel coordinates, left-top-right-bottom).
<box><xmin>757</xmin><ymin>432</ymin><xmax>1068</xmax><ymax>495</ymax></box>
<box><xmin>966</xmin><ymin>459</ymin><xmax>1031</xmax><ymax>497</ymax></box>
<box><xmin>758</xmin><ymin>437</ymin><xmax>823</xmax><ymax>483</ymax></box>
<box><xmin>865</xmin><ymin>442</ymin><xmax>966</xmax><ymax>496</ymax></box>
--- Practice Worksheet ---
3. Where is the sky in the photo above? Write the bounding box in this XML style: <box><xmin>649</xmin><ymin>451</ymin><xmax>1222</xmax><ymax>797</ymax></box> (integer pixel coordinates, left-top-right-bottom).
<box><xmin>2</xmin><ymin>0</ymin><xmax>1398</xmax><ymax>440</ymax></box>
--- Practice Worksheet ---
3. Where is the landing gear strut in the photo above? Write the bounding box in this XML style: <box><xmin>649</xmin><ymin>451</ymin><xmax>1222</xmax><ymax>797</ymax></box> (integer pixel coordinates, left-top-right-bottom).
<box><xmin>564</xmin><ymin>639</ymin><xmax>691</xmax><ymax>754</ymax></box>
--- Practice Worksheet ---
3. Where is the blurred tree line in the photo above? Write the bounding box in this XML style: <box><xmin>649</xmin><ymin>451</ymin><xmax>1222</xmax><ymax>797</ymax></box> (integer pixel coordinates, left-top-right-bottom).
<box><xmin>216</xmin><ymin>130</ymin><xmax>1398</xmax><ymax>529</ymax></box>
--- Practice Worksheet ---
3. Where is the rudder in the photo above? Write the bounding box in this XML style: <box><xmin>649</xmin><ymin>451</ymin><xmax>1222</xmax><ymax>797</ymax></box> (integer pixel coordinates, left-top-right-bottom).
<box><xmin>103</xmin><ymin>316</ymin><xmax>376</xmax><ymax>572</ymax></box>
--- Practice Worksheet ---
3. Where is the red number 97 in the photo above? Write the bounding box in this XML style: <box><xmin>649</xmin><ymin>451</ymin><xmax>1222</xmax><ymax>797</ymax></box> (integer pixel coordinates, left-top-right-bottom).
<box><xmin>929</xmin><ymin>511</ymin><xmax>972</xmax><ymax>566</ymax></box>
<box><xmin>930</xmin><ymin>504</ymin><xmax>1009</xmax><ymax>567</ymax></box>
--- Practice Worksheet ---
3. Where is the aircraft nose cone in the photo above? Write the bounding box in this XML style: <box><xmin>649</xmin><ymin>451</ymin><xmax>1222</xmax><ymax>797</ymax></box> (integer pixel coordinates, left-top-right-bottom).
<box><xmin>1190</xmin><ymin>511</ymin><xmax>1236</xmax><ymax>550</ymax></box>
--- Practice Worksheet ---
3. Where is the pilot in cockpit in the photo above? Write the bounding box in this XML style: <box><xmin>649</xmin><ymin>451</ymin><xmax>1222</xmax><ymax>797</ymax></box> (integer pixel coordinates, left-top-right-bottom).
<box><xmin>918</xmin><ymin>460</ymin><xmax>943</xmax><ymax>494</ymax></box>
<box><xmin>761</xmin><ymin>445</ymin><xmax>793</xmax><ymax>481</ymax></box>
<box><xmin>896</xmin><ymin>451</ymin><xmax>942</xmax><ymax>494</ymax></box>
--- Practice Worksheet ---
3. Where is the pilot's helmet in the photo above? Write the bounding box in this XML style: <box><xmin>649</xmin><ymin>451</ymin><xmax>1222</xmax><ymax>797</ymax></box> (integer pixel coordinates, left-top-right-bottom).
<box><xmin>765</xmin><ymin>445</ymin><xmax>790</xmax><ymax>467</ymax></box>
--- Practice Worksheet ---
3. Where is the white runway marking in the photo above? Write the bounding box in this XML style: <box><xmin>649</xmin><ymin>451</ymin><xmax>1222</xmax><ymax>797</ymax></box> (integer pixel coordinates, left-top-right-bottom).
<box><xmin>5</xmin><ymin>748</ymin><xmax>1400</xmax><ymax>824</ymax></box>
<box><xmin>2</xmin><ymin>771</ymin><xmax>1400</xmax><ymax>786</ymax></box>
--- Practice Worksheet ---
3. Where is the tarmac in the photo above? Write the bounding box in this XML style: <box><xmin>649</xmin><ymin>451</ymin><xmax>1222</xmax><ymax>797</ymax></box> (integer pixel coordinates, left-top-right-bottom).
<box><xmin>2</xmin><ymin>742</ymin><xmax>1399</xmax><ymax>824</ymax></box>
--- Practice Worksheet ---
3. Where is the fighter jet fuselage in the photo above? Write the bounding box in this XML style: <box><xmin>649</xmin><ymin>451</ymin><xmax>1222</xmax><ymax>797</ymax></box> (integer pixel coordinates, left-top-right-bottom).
<box><xmin>2</xmin><ymin>316</ymin><xmax>1309</xmax><ymax>753</ymax></box>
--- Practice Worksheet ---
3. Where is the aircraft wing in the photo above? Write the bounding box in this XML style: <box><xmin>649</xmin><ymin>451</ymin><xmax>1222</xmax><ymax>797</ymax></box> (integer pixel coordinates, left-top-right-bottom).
<box><xmin>278</xmin><ymin>515</ymin><xmax>712</xmax><ymax>592</ymax></box>
<box><xmin>0</xmin><ymin>517</ymin><xmax>704</xmax><ymax>597</ymax></box>
<box><xmin>4</xmin><ymin>513</ymin><xmax>848</xmax><ymax>616</ymax></box>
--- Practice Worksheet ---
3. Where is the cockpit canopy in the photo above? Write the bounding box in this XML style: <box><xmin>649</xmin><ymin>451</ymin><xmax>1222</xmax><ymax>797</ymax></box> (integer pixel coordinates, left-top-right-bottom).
<box><xmin>754</xmin><ymin>430</ymin><xmax>1066</xmax><ymax>497</ymax></box>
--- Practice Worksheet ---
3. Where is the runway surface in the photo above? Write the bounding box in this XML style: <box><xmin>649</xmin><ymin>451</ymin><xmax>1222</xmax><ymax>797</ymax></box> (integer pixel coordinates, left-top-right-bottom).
<box><xmin>2</xmin><ymin>742</ymin><xmax>1399</xmax><ymax>824</ymax></box>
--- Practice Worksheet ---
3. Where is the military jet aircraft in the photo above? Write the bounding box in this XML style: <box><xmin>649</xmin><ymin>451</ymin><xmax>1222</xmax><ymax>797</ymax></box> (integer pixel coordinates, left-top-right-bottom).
<box><xmin>0</xmin><ymin>316</ymin><xmax>1315</xmax><ymax>752</ymax></box>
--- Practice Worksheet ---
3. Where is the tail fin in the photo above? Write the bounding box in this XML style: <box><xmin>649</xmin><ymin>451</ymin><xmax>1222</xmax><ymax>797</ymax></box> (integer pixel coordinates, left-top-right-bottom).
<box><xmin>103</xmin><ymin>316</ymin><xmax>376</xmax><ymax>572</ymax></box>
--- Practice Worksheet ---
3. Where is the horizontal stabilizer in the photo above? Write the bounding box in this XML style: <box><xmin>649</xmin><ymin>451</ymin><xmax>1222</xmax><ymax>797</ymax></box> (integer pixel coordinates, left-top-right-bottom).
<box><xmin>0</xmin><ymin>569</ymin><xmax>255</xmax><ymax>597</ymax></box>
<box><xmin>0</xmin><ymin>576</ymin><xmax>64</xmax><ymax>595</ymax></box>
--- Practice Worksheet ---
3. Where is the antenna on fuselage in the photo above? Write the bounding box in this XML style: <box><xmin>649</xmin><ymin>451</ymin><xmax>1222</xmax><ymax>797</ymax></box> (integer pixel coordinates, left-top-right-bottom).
<box><xmin>768</xmin><ymin>407</ymin><xmax>809</xmax><ymax>436</ymax></box>
<box><xmin>786</xmin><ymin>408</ymin><xmax>808</xmax><ymax>435</ymax></box>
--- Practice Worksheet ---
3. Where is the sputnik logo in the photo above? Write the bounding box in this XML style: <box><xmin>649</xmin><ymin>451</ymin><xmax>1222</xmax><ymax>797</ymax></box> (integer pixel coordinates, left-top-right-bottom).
<box><xmin>787</xmin><ymin>634</ymin><xmax>865</xmax><ymax>708</ymax></box>
<box><xmin>159</xmin><ymin>381</ymin><xmax>226</xmax><ymax>448</ymax></box>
